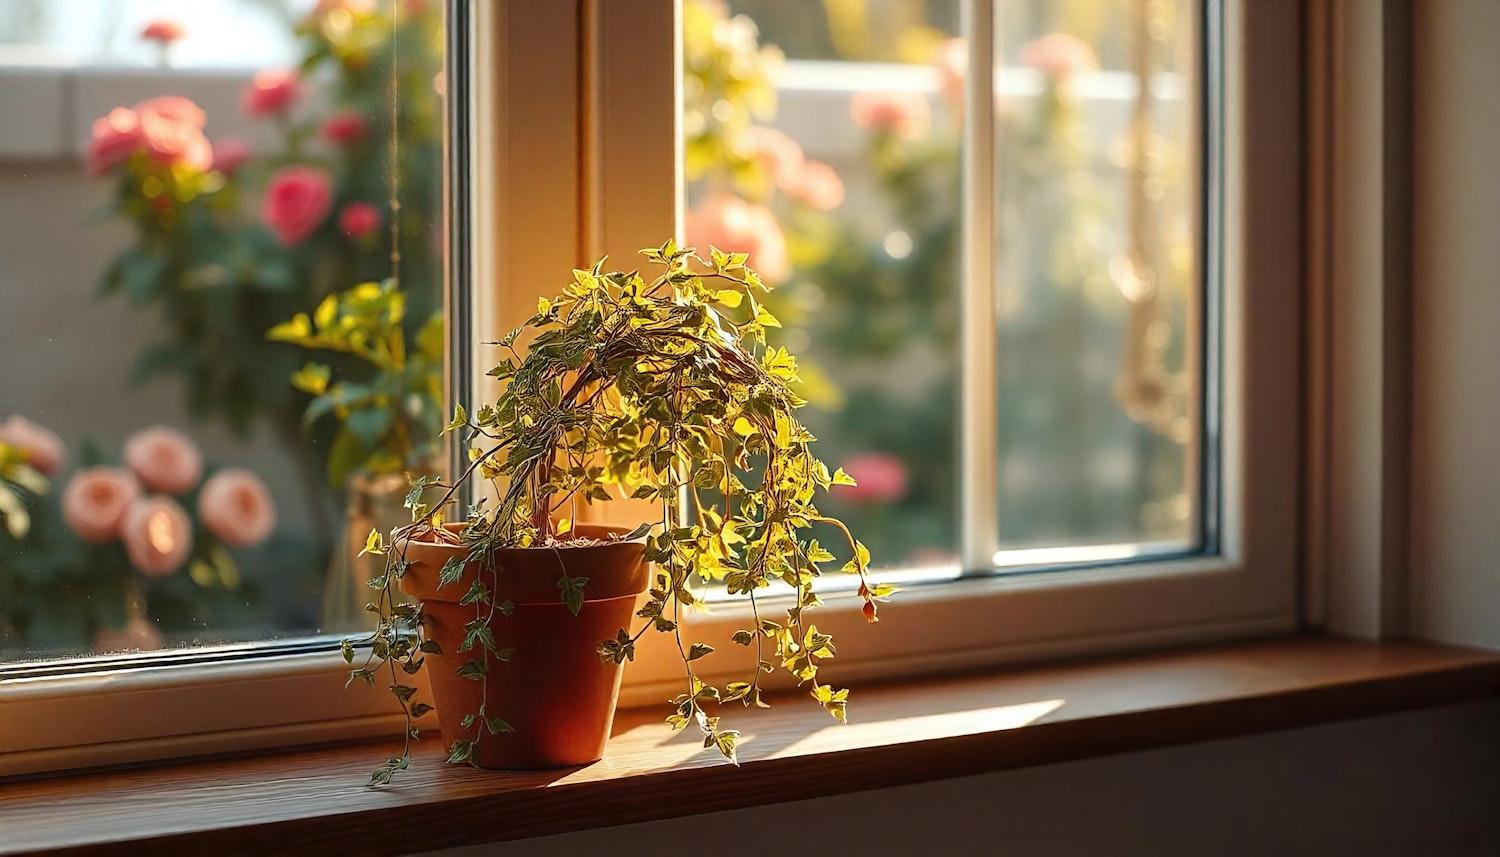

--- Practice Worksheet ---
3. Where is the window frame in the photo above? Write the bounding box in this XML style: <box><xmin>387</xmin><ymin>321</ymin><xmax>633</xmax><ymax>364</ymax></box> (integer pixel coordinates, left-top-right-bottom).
<box><xmin>612</xmin><ymin>0</ymin><xmax>1302</xmax><ymax>703</ymax></box>
<box><xmin>0</xmin><ymin>0</ymin><xmax>1305</xmax><ymax>776</ymax></box>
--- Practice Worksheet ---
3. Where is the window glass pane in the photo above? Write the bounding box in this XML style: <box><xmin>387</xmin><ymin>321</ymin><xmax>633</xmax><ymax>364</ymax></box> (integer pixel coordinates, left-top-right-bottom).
<box><xmin>0</xmin><ymin>0</ymin><xmax>447</xmax><ymax>661</ymax></box>
<box><xmin>686</xmin><ymin>0</ymin><xmax>964</xmax><ymax>573</ymax></box>
<box><xmin>684</xmin><ymin>0</ymin><xmax>1206</xmax><ymax>578</ymax></box>
<box><xmin>991</xmin><ymin>1</ymin><xmax>1202</xmax><ymax>558</ymax></box>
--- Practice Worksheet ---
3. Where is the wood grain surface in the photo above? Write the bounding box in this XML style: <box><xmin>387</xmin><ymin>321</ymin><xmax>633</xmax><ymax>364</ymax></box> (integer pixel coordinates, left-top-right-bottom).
<box><xmin>2</xmin><ymin>637</ymin><xmax>1497</xmax><ymax>856</ymax></box>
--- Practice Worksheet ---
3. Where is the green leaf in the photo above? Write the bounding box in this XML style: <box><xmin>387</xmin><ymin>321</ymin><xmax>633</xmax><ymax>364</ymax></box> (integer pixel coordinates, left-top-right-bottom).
<box><xmin>359</xmin><ymin>529</ymin><xmax>384</xmax><ymax>557</ymax></box>
<box><xmin>445</xmin><ymin>403</ymin><xmax>468</xmax><ymax>433</ymax></box>
<box><xmin>459</xmin><ymin>578</ymin><xmax>490</xmax><ymax>606</ymax></box>
<box><xmin>340</xmin><ymin>638</ymin><xmax>355</xmax><ymax>663</ymax></box>
<box><xmin>410</xmin><ymin>702</ymin><xmax>435</xmax><ymax>719</ymax></box>
<box><xmin>366</xmin><ymin>753</ymin><xmax>410</xmax><ymax>787</ymax></box>
<box><xmin>805</xmin><ymin>541</ymin><xmax>836</xmax><ymax>563</ymax></box>
<box><xmin>686</xmin><ymin>643</ymin><xmax>714</xmax><ymax>661</ymax></box>
<box><xmin>460</xmin><ymin>618</ymin><xmax>495</xmax><ymax>653</ymax></box>
<box><xmin>290</xmin><ymin>362</ymin><xmax>331</xmax><ymax>395</ymax></box>
<box><xmin>389</xmin><ymin>684</ymin><xmax>417</xmax><ymax>702</ymax></box>
<box><xmin>731</xmin><ymin>629</ymin><xmax>755</xmax><ymax>646</ymax></box>
<box><xmin>439</xmin><ymin>555</ymin><xmax>466</xmax><ymax>588</ymax></box>
<box><xmin>266</xmin><ymin>313</ymin><xmax>313</xmax><ymax>342</ymax></box>
<box><xmin>346</xmin><ymin>406</ymin><xmax>393</xmax><ymax>446</ymax></box>
<box><xmin>484</xmin><ymin>716</ymin><xmax>514</xmax><ymax>735</ymax></box>
<box><xmin>313</xmin><ymin>294</ymin><xmax>338</xmax><ymax>330</ymax></box>
<box><xmin>446</xmin><ymin>739</ymin><xmax>477</xmax><ymax>765</ymax></box>
<box><xmin>456</xmin><ymin>658</ymin><xmax>487</xmax><ymax>680</ymax></box>
<box><xmin>713</xmin><ymin>730</ymin><xmax>740</xmax><ymax>764</ymax></box>
<box><xmin>841</xmin><ymin>541</ymin><xmax>872</xmax><ymax>574</ymax></box>
<box><xmin>558</xmin><ymin>575</ymin><xmax>589</xmax><ymax>617</ymax></box>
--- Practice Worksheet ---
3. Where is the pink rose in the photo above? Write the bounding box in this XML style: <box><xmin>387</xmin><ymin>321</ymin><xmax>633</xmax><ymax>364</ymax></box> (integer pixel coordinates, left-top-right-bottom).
<box><xmin>743</xmin><ymin>126</ymin><xmax>804</xmax><ymax>189</ymax></box>
<box><xmin>140</xmin><ymin>20</ymin><xmax>186</xmax><ymax>45</ymax></box>
<box><xmin>121</xmin><ymin>496</ymin><xmax>193</xmax><ymax>577</ymax></box>
<box><xmin>786</xmin><ymin>160</ymin><xmax>844</xmax><ymax>211</ymax></box>
<box><xmin>685</xmin><ymin>194</ymin><xmax>789</xmax><ymax>282</ymax></box>
<box><xmin>62</xmin><ymin>468</ymin><xmax>141</xmax><ymax>543</ymax></box>
<box><xmin>261</xmin><ymin>166</ymin><xmax>333</xmax><ymax>245</ymax></box>
<box><xmin>321</xmin><ymin>110</ymin><xmax>368</xmax><ymax>146</ymax></box>
<box><xmin>137</xmin><ymin>97</ymin><xmax>213</xmax><ymax>172</ymax></box>
<box><xmin>1022</xmin><ymin>33</ymin><xmax>1099</xmax><ymax>82</ymax></box>
<box><xmin>932</xmin><ymin>38</ymin><xmax>967</xmax><ymax>104</ymax></box>
<box><xmin>137</xmin><ymin>95</ymin><xmax>206</xmax><ymax>128</ymax></box>
<box><xmin>198</xmin><ymin>469</ymin><xmax>276</xmax><ymax>547</ymax></box>
<box><xmin>338</xmin><ymin>202</ymin><xmax>382</xmax><ymax>240</ymax></box>
<box><xmin>850</xmin><ymin>91</ymin><xmax>931</xmax><ymax>139</ymax></box>
<box><xmin>838</xmin><ymin>452</ymin><xmax>909</xmax><ymax>505</ymax></box>
<box><xmin>0</xmin><ymin>416</ymin><xmax>65</xmax><ymax>476</ymax></box>
<box><xmin>87</xmin><ymin>108</ymin><xmax>144</xmax><ymax>176</ymax></box>
<box><xmin>243</xmin><ymin>69</ymin><xmax>301</xmax><ymax>118</ymax></box>
<box><xmin>94</xmin><ymin>615</ymin><xmax>164</xmax><ymax>654</ymax></box>
<box><xmin>211</xmin><ymin>137</ymin><xmax>251</xmax><ymax>174</ymax></box>
<box><xmin>123</xmin><ymin>426</ymin><xmax>202</xmax><ymax>494</ymax></box>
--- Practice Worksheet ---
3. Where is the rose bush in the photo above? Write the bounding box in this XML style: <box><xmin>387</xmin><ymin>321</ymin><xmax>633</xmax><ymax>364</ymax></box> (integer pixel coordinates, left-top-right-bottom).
<box><xmin>123</xmin><ymin>426</ymin><xmax>202</xmax><ymax>495</ymax></box>
<box><xmin>262</xmin><ymin>166</ymin><xmax>334</xmax><ymax>245</ymax></box>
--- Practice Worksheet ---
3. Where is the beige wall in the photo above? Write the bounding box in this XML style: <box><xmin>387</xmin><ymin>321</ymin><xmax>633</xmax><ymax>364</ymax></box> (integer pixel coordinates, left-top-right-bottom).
<box><xmin>1410</xmin><ymin>0</ymin><xmax>1500</xmax><ymax>647</ymax></box>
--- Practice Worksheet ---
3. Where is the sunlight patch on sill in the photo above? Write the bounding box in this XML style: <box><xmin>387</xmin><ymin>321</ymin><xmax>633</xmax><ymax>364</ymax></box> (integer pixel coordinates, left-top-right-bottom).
<box><xmin>768</xmin><ymin>698</ymin><xmax>1066</xmax><ymax>758</ymax></box>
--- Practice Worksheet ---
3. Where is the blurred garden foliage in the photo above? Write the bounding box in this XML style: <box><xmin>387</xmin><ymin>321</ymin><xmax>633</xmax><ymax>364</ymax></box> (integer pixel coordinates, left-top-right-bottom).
<box><xmin>688</xmin><ymin>0</ymin><xmax>1198</xmax><ymax>567</ymax></box>
<box><xmin>0</xmin><ymin>0</ymin><xmax>446</xmax><ymax>653</ymax></box>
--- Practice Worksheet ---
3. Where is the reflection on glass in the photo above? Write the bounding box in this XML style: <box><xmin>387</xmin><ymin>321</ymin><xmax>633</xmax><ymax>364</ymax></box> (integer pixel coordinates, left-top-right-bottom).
<box><xmin>686</xmin><ymin>0</ymin><xmax>1203</xmax><ymax>574</ymax></box>
<box><xmin>0</xmin><ymin>0</ymin><xmax>446</xmax><ymax>661</ymax></box>
<box><xmin>686</xmin><ymin>0</ymin><xmax>964</xmax><ymax>574</ymax></box>
<box><xmin>991</xmin><ymin>1</ymin><xmax>1201</xmax><ymax>553</ymax></box>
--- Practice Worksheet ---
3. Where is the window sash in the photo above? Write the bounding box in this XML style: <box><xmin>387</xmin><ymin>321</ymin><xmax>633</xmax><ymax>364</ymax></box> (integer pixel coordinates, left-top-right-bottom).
<box><xmin>621</xmin><ymin>0</ymin><xmax>1299</xmax><ymax>693</ymax></box>
<box><xmin>0</xmin><ymin>0</ymin><xmax>1303</xmax><ymax>777</ymax></box>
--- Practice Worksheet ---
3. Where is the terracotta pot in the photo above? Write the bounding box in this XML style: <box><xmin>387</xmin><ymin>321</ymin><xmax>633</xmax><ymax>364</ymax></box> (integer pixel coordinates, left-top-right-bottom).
<box><xmin>397</xmin><ymin>522</ymin><xmax>649</xmax><ymax>769</ymax></box>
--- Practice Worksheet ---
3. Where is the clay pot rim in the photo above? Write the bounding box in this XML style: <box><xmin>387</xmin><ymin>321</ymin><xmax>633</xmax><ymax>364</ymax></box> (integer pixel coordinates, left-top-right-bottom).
<box><xmin>393</xmin><ymin>521</ymin><xmax>646</xmax><ymax>553</ymax></box>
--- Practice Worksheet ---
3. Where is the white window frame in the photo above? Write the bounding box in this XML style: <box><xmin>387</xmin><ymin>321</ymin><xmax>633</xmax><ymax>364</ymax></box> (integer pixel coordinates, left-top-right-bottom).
<box><xmin>0</xmin><ymin>0</ymin><xmax>1305</xmax><ymax>776</ymax></box>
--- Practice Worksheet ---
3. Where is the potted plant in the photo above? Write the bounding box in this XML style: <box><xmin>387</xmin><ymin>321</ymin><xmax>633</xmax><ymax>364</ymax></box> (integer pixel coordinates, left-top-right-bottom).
<box><xmin>350</xmin><ymin>242</ymin><xmax>890</xmax><ymax>783</ymax></box>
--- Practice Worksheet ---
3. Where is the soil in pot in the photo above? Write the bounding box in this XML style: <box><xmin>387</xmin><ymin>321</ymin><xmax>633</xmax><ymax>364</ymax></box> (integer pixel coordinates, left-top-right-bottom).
<box><xmin>398</xmin><ymin>522</ymin><xmax>650</xmax><ymax>769</ymax></box>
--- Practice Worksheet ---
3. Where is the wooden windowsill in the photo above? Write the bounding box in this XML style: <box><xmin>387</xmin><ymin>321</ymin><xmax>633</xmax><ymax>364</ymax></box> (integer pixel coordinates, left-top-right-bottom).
<box><xmin>2</xmin><ymin>636</ymin><xmax>1497</xmax><ymax>856</ymax></box>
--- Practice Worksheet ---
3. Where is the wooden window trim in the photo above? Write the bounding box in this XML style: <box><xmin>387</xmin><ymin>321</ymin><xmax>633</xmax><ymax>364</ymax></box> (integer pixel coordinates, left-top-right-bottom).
<box><xmin>3</xmin><ymin>637</ymin><xmax>1497</xmax><ymax>856</ymax></box>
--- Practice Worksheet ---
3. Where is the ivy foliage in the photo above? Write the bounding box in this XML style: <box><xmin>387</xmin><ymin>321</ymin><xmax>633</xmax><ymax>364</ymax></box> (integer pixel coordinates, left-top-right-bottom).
<box><xmin>268</xmin><ymin>280</ymin><xmax>444</xmax><ymax>486</ymax></box>
<box><xmin>0</xmin><ymin>442</ymin><xmax>47</xmax><ymax>540</ymax></box>
<box><xmin>353</xmin><ymin>243</ymin><xmax>888</xmax><ymax>783</ymax></box>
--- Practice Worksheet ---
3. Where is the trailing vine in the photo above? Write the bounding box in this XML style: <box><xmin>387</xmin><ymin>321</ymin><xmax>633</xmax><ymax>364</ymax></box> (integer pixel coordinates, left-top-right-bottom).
<box><xmin>350</xmin><ymin>242</ymin><xmax>889</xmax><ymax>783</ymax></box>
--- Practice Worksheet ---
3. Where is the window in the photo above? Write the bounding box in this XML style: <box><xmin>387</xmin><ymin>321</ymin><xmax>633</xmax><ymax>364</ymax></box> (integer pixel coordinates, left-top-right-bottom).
<box><xmin>623</xmin><ymin>0</ymin><xmax>1299</xmax><ymax>697</ymax></box>
<box><xmin>2</xmin><ymin>0</ymin><xmax>449</xmax><ymax>770</ymax></box>
<box><xmin>1</xmin><ymin>0</ymin><xmax>1301</xmax><ymax>773</ymax></box>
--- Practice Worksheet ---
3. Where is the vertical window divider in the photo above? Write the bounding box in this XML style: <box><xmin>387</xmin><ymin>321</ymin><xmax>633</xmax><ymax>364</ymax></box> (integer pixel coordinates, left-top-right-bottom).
<box><xmin>960</xmin><ymin>0</ymin><xmax>999</xmax><ymax>573</ymax></box>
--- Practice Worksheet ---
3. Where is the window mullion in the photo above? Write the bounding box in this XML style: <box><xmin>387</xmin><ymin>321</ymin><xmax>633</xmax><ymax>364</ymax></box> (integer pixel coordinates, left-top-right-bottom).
<box><xmin>960</xmin><ymin>0</ymin><xmax>999</xmax><ymax>573</ymax></box>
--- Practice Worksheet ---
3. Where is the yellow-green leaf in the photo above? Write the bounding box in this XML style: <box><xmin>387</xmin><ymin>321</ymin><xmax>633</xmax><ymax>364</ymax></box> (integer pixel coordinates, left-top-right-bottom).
<box><xmin>290</xmin><ymin>362</ymin><xmax>330</xmax><ymax>395</ymax></box>
<box><xmin>445</xmin><ymin>404</ymin><xmax>467</xmax><ymax>433</ymax></box>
